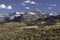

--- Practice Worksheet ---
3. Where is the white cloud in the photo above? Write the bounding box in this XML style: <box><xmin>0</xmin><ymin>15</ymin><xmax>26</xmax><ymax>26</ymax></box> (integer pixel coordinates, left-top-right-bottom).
<box><xmin>0</xmin><ymin>4</ymin><xmax>12</xmax><ymax>9</ymax></box>
<box><xmin>21</xmin><ymin>3</ymin><xmax>26</xmax><ymax>6</ymax></box>
<box><xmin>23</xmin><ymin>0</ymin><xmax>31</xmax><ymax>3</ymax></box>
<box><xmin>25</xmin><ymin>7</ymin><xmax>30</xmax><ymax>9</ymax></box>
<box><xmin>40</xmin><ymin>3</ymin><xmax>43</xmax><ymax>5</ymax></box>
<box><xmin>6</xmin><ymin>6</ymin><xmax>12</xmax><ymax>9</ymax></box>
<box><xmin>54</xmin><ymin>4</ymin><xmax>56</xmax><ymax>7</ymax></box>
<box><xmin>50</xmin><ymin>4</ymin><xmax>56</xmax><ymax>7</ymax></box>
<box><xmin>23</xmin><ymin>0</ymin><xmax>37</xmax><ymax>5</ymax></box>
<box><xmin>36</xmin><ymin>3</ymin><xmax>39</xmax><ymax>5</ymax></box>
<box><xmin>50</xmin><ymin>4</ymin><xmax>54</xmax><ymax>6</ymax></box>
<box><xmin>30</xmin><ymin>1</ymin><xmax>36</xmax><ymax>4</ymax></box>
<box><xmin>48</xmin><ymin>7</ymin><xmax>52</xmax><ymax>9</ymax></box>
<box><xmin>36</xmin><ymin>3</ymin><xmax>43</xmax><ymax>5</ymax></box>
<box><xmin>0</xmin><ymin>4</ymin><xmax>6</xmax><ymax>9</ymax></box>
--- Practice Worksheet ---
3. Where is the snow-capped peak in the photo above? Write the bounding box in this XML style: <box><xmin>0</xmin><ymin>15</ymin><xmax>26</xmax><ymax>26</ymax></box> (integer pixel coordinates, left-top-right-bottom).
<box><xmin>49</xmin><ymin>12</ymin><xmax>58</xmax><ymax>16</ymax></box>
<box><xmin>29</xmin><ymin>12</ymin><xmax>35</xmax><ymax>15</ymax></box>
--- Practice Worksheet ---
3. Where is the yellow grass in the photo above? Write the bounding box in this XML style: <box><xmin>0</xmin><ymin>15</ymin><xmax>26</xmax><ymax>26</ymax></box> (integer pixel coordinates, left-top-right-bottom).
<box><xmin>20</xmin><ymin>26</ymin><xmax>39</xmax><ymax>29</ymax></box>
<box><xmin>0</xmin><ymin>22</ymin><xmax>60</xmax><ymax>40</ymax></box>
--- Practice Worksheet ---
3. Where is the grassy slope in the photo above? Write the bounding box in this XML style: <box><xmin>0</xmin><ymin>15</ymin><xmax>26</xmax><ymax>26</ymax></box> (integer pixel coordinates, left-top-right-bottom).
<box><xmin>0</xmin><ymin>22</ymin><xmax>60</xmax><ymax>40</ymax></box>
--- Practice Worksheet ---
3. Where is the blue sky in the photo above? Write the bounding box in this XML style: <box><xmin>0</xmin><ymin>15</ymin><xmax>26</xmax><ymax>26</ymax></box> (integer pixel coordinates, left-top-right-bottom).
<box><xmin>0</xmin><ymin>0</ymin><xmax>60</xmax><ymax>14</ymax></box>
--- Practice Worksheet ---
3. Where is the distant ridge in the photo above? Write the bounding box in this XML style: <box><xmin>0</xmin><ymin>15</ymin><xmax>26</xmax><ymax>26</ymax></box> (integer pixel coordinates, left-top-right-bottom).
<box><xmin>0</xmin><ymin>9</ymin><xmax>60</xmax><ymax>22</ymax></box>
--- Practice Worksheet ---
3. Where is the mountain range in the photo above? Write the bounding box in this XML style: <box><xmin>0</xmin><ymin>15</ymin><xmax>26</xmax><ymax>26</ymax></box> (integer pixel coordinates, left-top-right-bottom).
<box><xmin>0</xmin><ymin>9</ymin><xmax>60</xmax><ymax>22</ymax></box>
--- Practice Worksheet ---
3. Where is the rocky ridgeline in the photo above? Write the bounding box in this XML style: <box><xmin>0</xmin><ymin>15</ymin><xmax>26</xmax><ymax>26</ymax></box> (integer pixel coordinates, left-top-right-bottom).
<box><xmin>0</xmin><ymin>9</ymin><xmax>60</xmax><ymax>22</ymax></box>
<box><xmin>0</xmin><ymin>9</ymin><xmax>47</xmax><ymax>22</ymax></box>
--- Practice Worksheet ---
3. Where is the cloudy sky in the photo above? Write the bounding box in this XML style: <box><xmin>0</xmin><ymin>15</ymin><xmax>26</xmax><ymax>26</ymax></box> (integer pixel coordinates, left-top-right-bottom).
<box><xmin>0</xmin><ymin>0</ymin><xmax>60</xmax><ymax>14</ymax></box>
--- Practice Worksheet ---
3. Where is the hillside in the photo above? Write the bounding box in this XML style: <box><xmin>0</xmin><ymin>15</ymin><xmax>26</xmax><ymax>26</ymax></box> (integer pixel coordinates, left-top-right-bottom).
<box><xmin>0</xmin><ymin>22</ymin><xmax>60</xmax><ymax>40</ymax></box>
